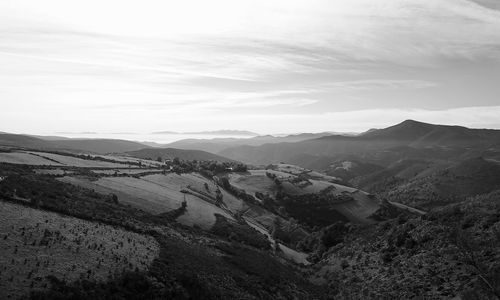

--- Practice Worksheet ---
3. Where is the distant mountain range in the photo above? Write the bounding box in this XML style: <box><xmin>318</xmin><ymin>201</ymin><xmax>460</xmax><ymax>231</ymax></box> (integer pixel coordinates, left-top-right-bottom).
<box><xmin>152</xmin><ymin>130</ymin><xmax>259</xmax><ymax>136</ymax></box>
<box><xmin>162</xmin><ymin>132</ymin><xmax>337</xmax><ymax>153</ymax></box>
<box><xmin>217</xmin><ymin>120</ymin><xmax>500</xmax><ymax>166</ymax></box>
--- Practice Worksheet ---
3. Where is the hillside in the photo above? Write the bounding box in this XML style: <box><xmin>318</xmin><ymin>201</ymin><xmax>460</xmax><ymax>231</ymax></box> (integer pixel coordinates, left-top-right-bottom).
<box><xmin>370</xmin><ymin>157</ymin><xmax>500</xmax><ymax>210</ymax></box>
<box><xmin>0</xmin><ymin>133</ymin><xmax>53</xmax><ymax>149</ymax></box>
<box><xmin>311</xmin><ymin>191</ymin><xmax>500</xmax><ymax>299</ymax></box>
<box><xmin>126</xmin><ymin>147</ymin><xmax>236</xmax><ymax>162</ymax></box>
<box><xmin>226</xmin><ymin>164</ymin><xmax>380</xmax><ymax>226</ymax></box>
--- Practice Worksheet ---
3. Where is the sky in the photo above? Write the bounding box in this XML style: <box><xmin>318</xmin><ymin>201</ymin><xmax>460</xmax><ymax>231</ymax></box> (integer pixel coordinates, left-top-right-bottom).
<box><xmin>1</xmin><ymin>0</ymin><xmax>500</xmax><ymax>136</ymax></box>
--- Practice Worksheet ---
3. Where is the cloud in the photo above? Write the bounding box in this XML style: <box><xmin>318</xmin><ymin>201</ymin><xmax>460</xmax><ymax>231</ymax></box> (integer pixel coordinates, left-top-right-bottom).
<box><xmin>0</xmin><ymin>0</ymin><xmax>499</xmax><ymax>135</ymax></box>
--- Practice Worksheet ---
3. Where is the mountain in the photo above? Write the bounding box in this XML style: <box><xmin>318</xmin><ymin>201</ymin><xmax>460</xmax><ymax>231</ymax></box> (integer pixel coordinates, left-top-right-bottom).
<box><xmin>218</xmin><ymin>120</ymin><xmax>500</xmax><ymax>166</ymax></box>
<box><xmin>361</xmin><ymin>119</ymin><xmax>500</xmax><ymax>147</ymax></box>
<box><xmin>0</xmin><ymin>133</ymin><xmax>150</xmax><ymax>154</ymax></box>
<box><xmin>126</xmin><ymin>147</ymin><xmax>236</xmax><ymax>162</ymax></box>
<box><xmin>164</xmin><ymin>132</ymin><xmax>335</xmax><ymax>154</ymax></box>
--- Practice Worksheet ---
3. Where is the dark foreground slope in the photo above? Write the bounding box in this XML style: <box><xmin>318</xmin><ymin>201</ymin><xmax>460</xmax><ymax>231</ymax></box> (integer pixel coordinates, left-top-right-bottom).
<box><xmin>311</xmin><ymin>190</ymin><xmax>500</xmax><ymax>299</ymax></box>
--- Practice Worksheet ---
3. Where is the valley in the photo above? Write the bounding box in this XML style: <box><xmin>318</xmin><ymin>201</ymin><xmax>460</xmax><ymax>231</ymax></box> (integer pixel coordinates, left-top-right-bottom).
<box><xmin>0</xmin><ymin>120</ymin><xmax>499</xmax><ymax>299</ymax></box>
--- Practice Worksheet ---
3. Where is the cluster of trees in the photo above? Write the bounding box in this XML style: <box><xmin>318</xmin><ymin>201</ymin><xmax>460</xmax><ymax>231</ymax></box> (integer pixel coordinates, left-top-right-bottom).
<box><xmin>163</xmin><ymin>158</ymin><xmax>248</xmax><ymax>176</ymax></box>
<box><xmin>295</xmin><ymin>222</ymin><xmax>348</xmax><ymax>259</ymax></box>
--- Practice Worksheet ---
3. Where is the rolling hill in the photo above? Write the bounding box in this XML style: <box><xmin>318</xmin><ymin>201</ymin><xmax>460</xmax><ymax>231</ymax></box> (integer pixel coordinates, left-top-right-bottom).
<box><xmin>49</xmin><ymin>138</ymin><xmax>149</xmax><ymax>154</ymax></box>
<box><xmin>0</xmin><ymin>133</ymin><xmax>150</xmax><ymax>154</ymax></box>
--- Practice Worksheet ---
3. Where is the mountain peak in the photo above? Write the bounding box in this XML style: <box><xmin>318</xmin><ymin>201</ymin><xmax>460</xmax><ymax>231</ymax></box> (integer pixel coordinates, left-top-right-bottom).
<box><xmin>362</xmin><ymin>119</ymin><xmax>434</xmax><ymax>140</ymax></box>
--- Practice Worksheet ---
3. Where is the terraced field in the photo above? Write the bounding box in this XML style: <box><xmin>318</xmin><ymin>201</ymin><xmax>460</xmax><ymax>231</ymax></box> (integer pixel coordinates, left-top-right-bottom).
<box><xmin>0</xmin><ymin>201</ymin><xmax>159</xmax><ymax>299</ymax></box>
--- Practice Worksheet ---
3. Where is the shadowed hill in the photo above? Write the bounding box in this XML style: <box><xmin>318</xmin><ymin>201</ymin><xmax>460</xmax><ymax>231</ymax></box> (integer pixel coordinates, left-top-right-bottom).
<box><xmin>373</xmin><ymin>157</ymin><xmax>500</xmax><ymax>210</ymax></box>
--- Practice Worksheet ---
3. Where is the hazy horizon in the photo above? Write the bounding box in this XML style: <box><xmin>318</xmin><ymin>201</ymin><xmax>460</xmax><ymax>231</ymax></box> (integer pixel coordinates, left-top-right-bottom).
<box><xmin>1</xmin><ymin>0</ymin><xmax>500</xmax><ymax>134</ymax></box>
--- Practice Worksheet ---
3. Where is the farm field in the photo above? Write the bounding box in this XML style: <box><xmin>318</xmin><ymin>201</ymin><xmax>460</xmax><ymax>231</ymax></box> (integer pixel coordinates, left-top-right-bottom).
<box><xmin>0</xmin><ymin>201</ymin><xmax>159</xmax><ymax>299</ymax></box>
<box><xmin>96</xmin><ymin>155</ymin><xmax>163</xmax><ymax>168</ymax></box>
<box><xmin>0</xmin><ymin>150</ymin><xmax>139</xmax><ymax>168</ymax></box>
<box><xmin>60</xmin><ymin>174</ymin><xmax>235</xmax><ymax>229</ymax></box>
<box><xmin>92</xmin><ymin>168</ymin><xmax>162</xmax><ymax>175</ymax></box>
<box><xmin>145</xmin><ymin>173</ymin><xmax>246</xmax><ymax>213</ymax></box>
<box><xmin>229</xmin><ymin>170</ymin><xmax>277</xmax><ymax>196</ymax></box>
<box><xmin>0</xmin><ymin>152</ymin><xmax>62</xmax><ymax>166</ymax></box>
<box><xmin>27</xmin><ymin>151</ymin><xmax>127</xmax><ymax>168</ymax></box>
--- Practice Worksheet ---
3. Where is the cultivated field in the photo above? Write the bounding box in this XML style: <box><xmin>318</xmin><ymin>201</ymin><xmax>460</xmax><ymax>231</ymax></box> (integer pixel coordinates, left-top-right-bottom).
<box><xmin>60</xmin><ymin>173</ymin><xmax>235</xmax><ymax>229</ymax></box>
<box><xmin>0</xmin><ymin>201</ymin><xmax>159</xmax><ymax>299</ymax></box>
<box><xmin>0</xmin><ymin>152</ymin><xmax>62</xmax><ymax>166</ymax></box>
<box><xmin>27</xmin><ymin>151</ymin><xmax>127</xmax><ymax>168</ymax></box>
<box><xmin>92</xmin><ymin>168</ymin><xmax>162</xmax><ymax>175</ymax></box>
<box><xmin>229</xmin><ymin>170</ymin><xmax>277</xmax><ymax>196</ymax></box>
<box><xmin>97</xmin><ymin>155</ymin><xmax>163</xmax><ymax>168</ymax></box>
